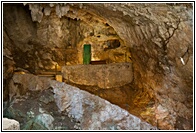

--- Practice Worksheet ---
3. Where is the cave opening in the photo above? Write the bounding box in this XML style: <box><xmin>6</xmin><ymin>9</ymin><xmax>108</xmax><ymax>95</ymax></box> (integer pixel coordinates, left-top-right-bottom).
<box><xmin>3</xmin><ymin>3</ymin><xmax>193</xmax><ymax>130</ymax></box>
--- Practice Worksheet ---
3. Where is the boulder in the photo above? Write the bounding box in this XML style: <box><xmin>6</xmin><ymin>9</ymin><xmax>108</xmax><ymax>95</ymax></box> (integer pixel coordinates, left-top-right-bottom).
<box><xmin>4</xmin><ymin>73</ymin><xmax>157</xmax><ymax>130</ymax></box>
<box><xmin>3</xmin><ymin>118</ymin><xmax>20</xmax><ymax>130</ymax></box>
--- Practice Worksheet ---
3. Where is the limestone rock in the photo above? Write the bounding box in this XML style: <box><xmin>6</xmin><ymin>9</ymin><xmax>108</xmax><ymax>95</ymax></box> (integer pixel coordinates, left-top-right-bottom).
<box><xmin>3</xmin><ymin>3</ymin><xmax>193</xmax><ymax>130</ymax></box>
<box><xmin>24</xmin><ymin>113</ymin><xmax>54</xmax><ymax>130</ymax></box>
<box><xmin>50</xmin><ymin>80</ymin><xmax>156</xmax><ymax>130</ymax></box>
<box><xmin>62</xmin><ymin>63</ymin><xmax>133</xmax><ymax>88</ymax></box>
<box><xmin>4</xmin><ymin>73</ymin><xmax>157</xmax><ymax>130</ymax></box>
<box><xmin>3</xmin><ymin>118</ymin><xmax>20</xmax><ymax>130</ymax></box>
<box><xmin>8</xmin><ymin>73</ymin><xmax>51</xmax><ymax>101</ymax></box>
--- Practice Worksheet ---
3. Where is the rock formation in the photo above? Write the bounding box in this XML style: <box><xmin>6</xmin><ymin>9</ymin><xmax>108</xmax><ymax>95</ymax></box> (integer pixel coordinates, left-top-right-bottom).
<box><xmin>3</xmin><ymin>118</ymin><xmax>20</xmax><ymax>130</ymax></box>
<box><xmin>3</xmin><ymin>3</ymin><xmax>193</xmax><ymax>130</ymax></box>
<box><xmin>4</xmin><ymin>73</ymin><xmax>157</xmax><ymax>130</ymax></box>
<box><xmin>62</xmin><ymin>63</ymin><xmax>133</xmax><ymax>88</ymax></box>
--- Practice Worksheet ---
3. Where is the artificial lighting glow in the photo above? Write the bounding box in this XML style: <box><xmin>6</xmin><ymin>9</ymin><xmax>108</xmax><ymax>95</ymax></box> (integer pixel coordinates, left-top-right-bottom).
<box><xmin>91</xmin><ymin>56</ymin><xmax>100</xmax><ymax>61</ymax></box>
<box><xmin>51</xmin><ymin>63</ymin><xmax>59</xmax><ymax>70</ymax></box>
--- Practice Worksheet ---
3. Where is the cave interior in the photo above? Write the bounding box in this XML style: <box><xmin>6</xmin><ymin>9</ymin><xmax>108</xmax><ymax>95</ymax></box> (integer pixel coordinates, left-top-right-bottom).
<box><xmin>2</xmin><ymin>3</ymin><xmax>193</xmax><ymax>130</ymax></box>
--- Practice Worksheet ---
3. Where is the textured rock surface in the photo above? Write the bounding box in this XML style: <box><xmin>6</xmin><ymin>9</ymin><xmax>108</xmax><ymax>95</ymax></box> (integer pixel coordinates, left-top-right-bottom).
<box><xmin>62</xmin><ymin>63</ymin><xmax>133</xmax><ymax>88</ymax></box>
<box><xmin>50</xmin><ymin>80</ymin><xmax>156</xmax><ymax>130</ymax></box>
<box><xmin>8</xmin><ymin>73</ymin><xmax>51</xmax><ymax>100</ymax></box>
<box><xmin>4</xmin><ymin>73</ymin><xmax>157</xmax><ymax>130</ymax></box>
<box><xmin>61</xmin><ymin>63</ymin><xmax>152</xmax><ymax>122</ymax></box>
<box><xmin>3</xmin><ymin>3</ymin><xmax>193</xmax><ymax>130</ymax></box>
<box><xmin>23</xmin><ymin>113</ymin><xmax>54</xmax><ymax>130</ymax></box>
<box><xmin>3</xmin><ymin>3</ymin><xmax>131</xmax><ymax>74</ymax></box>
<box><xmin>3</xmin><ymin>118</ymin><xmax>20</xmax><ymax>130</ymax></box>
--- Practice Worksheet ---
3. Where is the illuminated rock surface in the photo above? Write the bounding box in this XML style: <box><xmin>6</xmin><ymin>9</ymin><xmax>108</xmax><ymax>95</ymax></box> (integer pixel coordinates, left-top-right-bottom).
<box><xmin>3</xmin><ymin>3</ymin><xmax>193</xmax><ymax>130</ymax></box>
<box><xmin>4</xmin><ymin>74</ymin><xmax>156</xmax><ymax>130</ymax></box>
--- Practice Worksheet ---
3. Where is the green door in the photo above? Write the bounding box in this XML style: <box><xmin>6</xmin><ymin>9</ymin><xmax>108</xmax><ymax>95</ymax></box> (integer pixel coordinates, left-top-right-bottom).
<box><xmin>83</xmin><ymin>44</ymin><xmax>91</xmax><ymax>64</ymax></box>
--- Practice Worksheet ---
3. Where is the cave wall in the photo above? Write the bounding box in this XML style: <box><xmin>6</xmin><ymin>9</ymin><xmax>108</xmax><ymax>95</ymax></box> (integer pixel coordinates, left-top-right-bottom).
<box><xmin>83</xmin><ymin>3</ymin><xmax>193</xmax><ymax>129</ymax></box>
<box><xmin>3</xmin><ymin>3</ymin><xmax>131</xmax><ymax>74</ymax></box>
<box><xmin>3</xmin><ymin>3</ymin><xmax>193</xmax><ymax>130</ymax></box>
<box><xmin>3</xmin><ymin>3</ymin><xmax>36</xmax><ymax>101</ymax></box>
